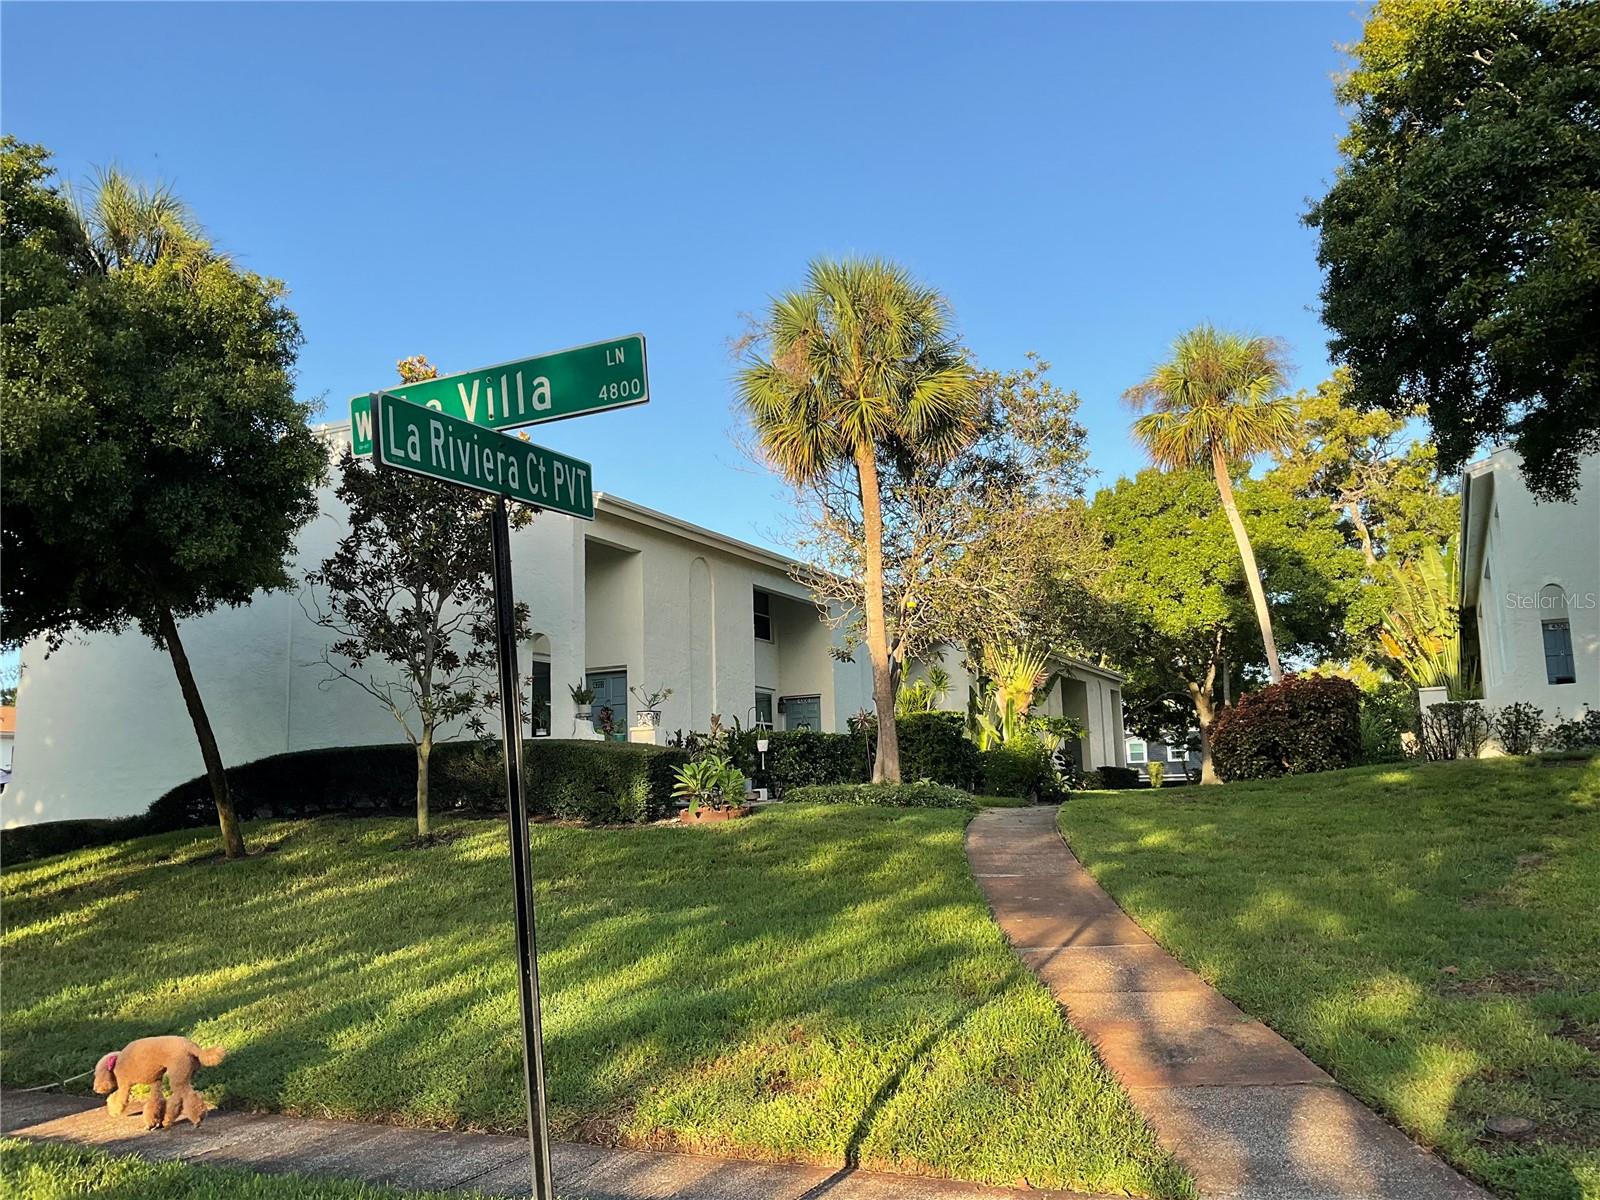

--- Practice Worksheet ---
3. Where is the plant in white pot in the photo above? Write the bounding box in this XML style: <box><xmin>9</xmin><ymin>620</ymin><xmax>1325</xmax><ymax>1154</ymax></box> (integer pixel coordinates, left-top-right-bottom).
<box><xmin>629</xmin><ymin>684</ymin><xmax>673</xmax><ymax>728</ymax></box>
<box><xmin>568</xmin><ymin>682</ymin><xmax>595</xmax><ymax>719</ymax></box>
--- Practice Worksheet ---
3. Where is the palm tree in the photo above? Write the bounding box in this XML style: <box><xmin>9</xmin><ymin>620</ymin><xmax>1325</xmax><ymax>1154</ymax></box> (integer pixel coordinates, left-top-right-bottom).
<box><xmin>739</xmin><ymin>258</ymin><xmax>978</xmax><ymax>782</ymax></box>
<box><xmin>1125</xmin><ymin>325</ymin><xmax>1298</xmax><ymax>683</ymax></box>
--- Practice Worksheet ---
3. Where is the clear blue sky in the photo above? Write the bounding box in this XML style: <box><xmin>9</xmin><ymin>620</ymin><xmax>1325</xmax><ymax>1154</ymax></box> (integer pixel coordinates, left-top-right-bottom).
<box><xmin>2</xmin><ymin>0</ymin><xmax>1364</xmax><ymax>554</ymax></box>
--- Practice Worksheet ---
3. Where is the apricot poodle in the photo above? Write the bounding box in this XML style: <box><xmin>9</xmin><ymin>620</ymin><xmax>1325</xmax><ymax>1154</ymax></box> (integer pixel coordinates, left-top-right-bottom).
<box><xmin>93</xmin><ymin>1036</ymin><xmax>225</xmax><ymax>1130</ymax></box>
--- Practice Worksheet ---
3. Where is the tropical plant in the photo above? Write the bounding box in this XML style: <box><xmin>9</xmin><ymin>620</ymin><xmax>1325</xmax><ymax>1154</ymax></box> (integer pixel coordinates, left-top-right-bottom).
<box><xmin>1</xmin><ymin>142</ymin><xmax>325</xmax><ymax>859</ymax></box>
<box><xmin>738</xmin><ymin>257</ymin><xmax>980</xmax><ymax>782</ymax></box>
<box><xmin>1376</xmin><ymin>541</ymin><xmax>1478</xmax><ymax>699</ymax></box>
<box><xmin>568</xmin><ymin>682</ymin><xmax>596</xmax><ymax>707</ymax></box>
<box><xmin>670</xmin><ymin>755</ymin><xmax>747</xmax><ymax>814</ymax></box>
<box><xmin>973</xmin><ymin>643</ymin><xmax>1053</xmax><ymax>749</ymax></box>
<box><xmin>1125</xmin><ymin>325</ymin><xmax>1299</xmax><ymax>682</ymax></box>
<box><xmin>896</xmin><ymin>665</ymin><xmax>950</xmax><ymax>718</ymax></box>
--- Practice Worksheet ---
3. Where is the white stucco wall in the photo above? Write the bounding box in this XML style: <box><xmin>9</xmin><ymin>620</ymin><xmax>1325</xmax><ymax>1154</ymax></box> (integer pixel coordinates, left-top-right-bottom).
<box><xmin>1463</xmin><ymin>449</ymin><xmax>1600</xmax><ymax>717</ymax></box>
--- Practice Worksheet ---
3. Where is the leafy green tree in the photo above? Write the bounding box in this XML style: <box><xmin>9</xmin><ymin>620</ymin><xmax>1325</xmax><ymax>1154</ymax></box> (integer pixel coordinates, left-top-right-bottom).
<box><xmin>738</xmin><ymin>258</ymin><xmax>979</xmax><ymax>782</ymax></box>
<box><xmin>1306</xmin><ymin>0</ymin><xmax>1600</xmax><ymax>500</ymax></box>
<box><xmin>304</xmin><ymin>357</ymin><xmax>531</xmax><ymax>840</ymax></box>
<box><xmin>1</xmin><ymin>140</ymin><xmax>324</xmax><ymax>858</ymax></box>
<box><xmin>1092</xmin><ymin>468</ymin><xmax>1363</xmax><ymax>783</ymax></box>
<box><xmin>1272</xmin><ymin>370</ymin><xmax>1459</xmax><ymax>566</ymax></box>
<box><xmin>1125</xmin><ymin>324</ymin><xmax>1299</xmax><ymax>683</ymax></box>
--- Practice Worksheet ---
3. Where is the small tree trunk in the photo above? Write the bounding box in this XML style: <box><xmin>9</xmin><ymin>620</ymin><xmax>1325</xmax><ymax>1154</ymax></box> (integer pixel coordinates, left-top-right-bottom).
<box><xmin>157</xmin><ymin>606</ymin><xmax>247</xmax><ymax>858</ymax></box>
<box><xmin>1189</xmin><ymin>681</ymin><xmax>1221</xmax><ymax>786</ymax></box>
<box><xmin>854</xmin><ymin>442</ymin><xmax>900</xmax><ymax>783</ymax></box>
<box><xmin>1211</xmin><ymin>444</ymin><xmax>1283</xmax><ymax>684</ymax></box>
<box><xmin>1344</xmin><ymin>499</ymin><xmax>1379</xmax><ymax>567</ymax></box>
<box><xmin>416</xmin><ymin>730</ymin><xmax>432</xmax><ymax>838</ymax></box>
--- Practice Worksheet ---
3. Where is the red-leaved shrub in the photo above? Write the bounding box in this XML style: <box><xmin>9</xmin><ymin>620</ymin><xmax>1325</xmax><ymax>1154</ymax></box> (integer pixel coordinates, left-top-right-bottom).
<box><xmin>1209</xmin><ymin>675</ymin><xmax>1362</xmax><ymax>782</ymax></box>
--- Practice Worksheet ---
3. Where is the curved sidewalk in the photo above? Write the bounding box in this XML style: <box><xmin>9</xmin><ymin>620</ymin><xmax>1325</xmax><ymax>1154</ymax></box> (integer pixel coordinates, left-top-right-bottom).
<box><xmin>966</xmin><ymin>805</ymin><xmax>1490</xmax><ymax>1200</ymax></box>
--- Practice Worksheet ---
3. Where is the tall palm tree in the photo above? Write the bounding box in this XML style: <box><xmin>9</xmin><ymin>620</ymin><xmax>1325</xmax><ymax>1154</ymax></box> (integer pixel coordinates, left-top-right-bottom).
<box><xmin>1125</xmin><ymin>325</ymin><xmax>1298</xmax><ymax>683</ymax></box>
<box><xmin>739</xmin><ymin>258</ymin><xmax>978</xmax><ymax>782</ymax></box>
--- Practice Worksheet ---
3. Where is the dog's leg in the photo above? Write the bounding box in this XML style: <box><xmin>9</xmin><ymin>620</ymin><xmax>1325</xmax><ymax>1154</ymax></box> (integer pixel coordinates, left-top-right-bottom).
<box><xmin>142</xmin><ymin>1086</ymin><xmax>165</xmax><ymax>1131</ymax></box>
<box><xmin>106</xmin><ymin>1084</ymin><xmax>132</xmax><ymax>1119</ymax></box>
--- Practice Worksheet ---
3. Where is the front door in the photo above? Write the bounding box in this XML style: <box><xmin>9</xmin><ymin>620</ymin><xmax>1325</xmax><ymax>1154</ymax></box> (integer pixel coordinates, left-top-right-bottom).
<box><xmin>587</xmin><ymin>670</ymin><xmax>627</xmax><ymax>736</ymax></box>
<box><xmin>782</xmin><ymin>695</ymin><xmax>822</xmax><ymax>731</ymax></box>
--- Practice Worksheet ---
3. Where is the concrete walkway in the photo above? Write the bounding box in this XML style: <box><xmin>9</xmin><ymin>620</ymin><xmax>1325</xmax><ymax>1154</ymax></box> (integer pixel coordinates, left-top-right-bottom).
<box><xmin>966</xmin><ymin>806</ymin><xmax>1491</xmax><ymax>1200</ymax></box>
<box><xmin>1</xmin><ymin>1090</ymin><xmax>1092</xmax><ymax>1200</ymax></box>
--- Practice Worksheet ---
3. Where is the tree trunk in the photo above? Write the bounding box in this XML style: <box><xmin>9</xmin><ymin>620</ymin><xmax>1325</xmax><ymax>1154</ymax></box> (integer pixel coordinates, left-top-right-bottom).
<box><xmin>1189</xmin><ymin>681</ymin><xmax>1221</xmax><ymax>786</ymax></box>
<box><xmin>854</xmin><ymin>443</ymin><xmax>900</xmax><ymax>783</ymax></box>
<box><xmin>416</xmin><ymin>731</ymin><xmax>432</xmax><ymax>838</ymax></box>
<box><xmin>1211</xmin><ymin>444</ymin><xmax>1283</xmax><ymax>684</ymax></box>
<box><xmin>157</xmin><ymin>606</ymin><xmax>247</xmax><ymax>858</ymax></box>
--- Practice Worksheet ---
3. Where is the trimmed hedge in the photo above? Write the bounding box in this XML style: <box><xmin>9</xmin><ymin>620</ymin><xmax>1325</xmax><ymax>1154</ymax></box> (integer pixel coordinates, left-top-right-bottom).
<box><xmin>1085</xmin><ymin>765</ymin><xmax>1142</xmax><ymax>790</ymax></box>
<box><xmin>2</xmin><ymin>739</ymin><xmax>689</xmax><ymax>864</ymax></box>
<box><xmin>761</xmin><ymin>729</ymin><xmax>870</xmax><ymax>792</ymax></box>
<box><xmin>781</xmin><ymin>782</ymin><xmax>979</xmax><ymax>810</ymax></box>
<box><xmin>1210</xmin><ymin>675</ymin><xmax>1362</xmax><ymax>782</ymax></box>
<box><xmin>979</xmin><ymin>743</ymin><xmax>1062</xmax><ymax>802</ymax></box>
<box><xmin>896</xmin><ymin>712</ymin><xmax>982</xmax><ymax>790</ymax></box>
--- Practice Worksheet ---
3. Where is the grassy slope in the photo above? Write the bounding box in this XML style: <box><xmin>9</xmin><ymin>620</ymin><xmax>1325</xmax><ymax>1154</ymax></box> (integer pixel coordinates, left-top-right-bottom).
<box><xmin>1</xmin><ymin>1139</ymin><xmax>459</xmax><ymax>1200</ymax></box>
<box><xmin>1</xmin><ymin>806</ymin><xmax>1189</xmax><ymax>1197</ymax></box>
<box><xmin>1059</xmin><ymin>757</ymin><xmax>1600</xmax><ymax>1200</ymax></box>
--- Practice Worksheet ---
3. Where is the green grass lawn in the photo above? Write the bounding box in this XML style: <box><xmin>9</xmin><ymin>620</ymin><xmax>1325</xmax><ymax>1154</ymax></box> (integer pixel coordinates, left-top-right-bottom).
<box><xmin>1</xmin><ymin>1139</ymin><xmax>462</xmax><ymax>1200</ymax></box>
<box><xmin>1059</xmin><ymin>757</ymin><xmax>1600</xmax><ymax>1200</ymax></box>
<box><xmin>1</xmin><ymin>805</ymin><xmax>1189</xmax><ymax>1197</ymax></box>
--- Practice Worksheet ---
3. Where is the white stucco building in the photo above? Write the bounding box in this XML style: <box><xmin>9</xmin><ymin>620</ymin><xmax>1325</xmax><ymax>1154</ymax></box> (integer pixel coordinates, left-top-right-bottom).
<box><xmin>1459</xmin><ymin>447</ymin><xmax>1600</xmax><ymax>716</ymax></box>
<box><xmin>5</xmin><ymin>426</ymin><xmax>1127</xmax><ymax>826</ymax></box>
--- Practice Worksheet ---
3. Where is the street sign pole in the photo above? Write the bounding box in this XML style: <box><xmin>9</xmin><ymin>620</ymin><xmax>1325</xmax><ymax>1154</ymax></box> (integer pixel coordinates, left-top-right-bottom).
<box><xmin>489</xmin><ymin>494</ymin><xmax>555</xmax><ymax>1200</ymax></box>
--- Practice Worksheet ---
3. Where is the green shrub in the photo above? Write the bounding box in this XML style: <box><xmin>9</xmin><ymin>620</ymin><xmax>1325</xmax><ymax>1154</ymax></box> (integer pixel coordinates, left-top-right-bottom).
<box><xmin>1542</xmin><ymin>710</ymin><xmax>1600</xmax><ymax>753</ymax></box>
<box><xmin>896</xmin><ymin>712</ymin><xmax>981</xmax><ymax>790</ymax></box>
<box><xmin>782</xmin><ymin>781</ymin><xmax>978</xmax><ymax>810</ymax></box>
<box><xmin>1087</xmin><ymin>765</ymin><xmax>1142</xmax><ymax>790</ymax></box>
<box><xmin>1358</xmin><ymin>681</ymin><xmax>1416</xmax><ymax>763</ymax></box>
<box><xmin>763</xmin><ymin>729</ymin><xmax>869</xmax><ymax>793</ymax></box>
<box><xmin>1147</xmin><ymin>761</ymin><xmax>1165</xmax><ymax>788</ymax></box>
<box><xmin>522</xmin><ymin>740</ymin><xmax>687</xmax><ymax>823</ymax></box>
<box><xmin>1492</xmin><ymin>702</ymin><xmax>1544</xmax><ymax>755</ymax></box>
<box><xmin>978</xmin><ymin>742</ymin><xmax>1062</xmax><ymax>802</ymax></box>
<box><xmin>1210</xmin><ymin>675</ymin><xmax>1362</xmax><ymax>782</ymax></box>
<box><xmin>1419</xmin><ymin>701</ymin><xmax>1491</xmax><ymax>762</ymax></box>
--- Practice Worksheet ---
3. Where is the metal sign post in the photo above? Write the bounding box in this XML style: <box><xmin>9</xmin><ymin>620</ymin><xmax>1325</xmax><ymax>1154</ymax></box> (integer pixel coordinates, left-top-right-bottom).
<box><xmin>361</xmin><ymin>338</ymin><xmax>643</xmax><ymax>1200</ymax></box>
<box><xmin>489</xmin><ymin>495</ymin><xmax>555</xmax><ymax>1200</ymax></box>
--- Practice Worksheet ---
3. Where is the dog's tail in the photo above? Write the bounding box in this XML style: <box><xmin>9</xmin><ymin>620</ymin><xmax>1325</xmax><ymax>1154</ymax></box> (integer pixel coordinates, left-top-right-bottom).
<box><xmin>191</xmin><ymin>1043</ymin><xmax>226</xmax><ymax>1068</ymax></box>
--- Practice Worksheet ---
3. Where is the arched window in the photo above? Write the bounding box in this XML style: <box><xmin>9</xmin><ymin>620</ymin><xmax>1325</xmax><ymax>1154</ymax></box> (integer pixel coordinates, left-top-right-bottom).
<box><xmin>1540</xmin><ymin>585</ymin><xmax>1576</xmax><ymax>685</ymax></box>
<box><xmin>527</xmin><ymin>634</ymin><xmax>553</xmax><ymax>735</ymax></box>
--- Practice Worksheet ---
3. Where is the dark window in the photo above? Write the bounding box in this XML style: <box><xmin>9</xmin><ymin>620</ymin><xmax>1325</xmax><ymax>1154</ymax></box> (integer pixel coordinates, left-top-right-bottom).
<box><xmin>754</xmin><ymin>691</ymin><xmax>774</xmax><ymax>729</ymax></box>
<box><xmin>754</xmin><ymin>590</ymin><xmax>773</xmax><ymax>641</ymax></box>
<box><xmin>527</xmin><ymin>658</ymin><xmax>552</xmax><ymax>736</ymax></box>
<box><xmin>1544</xmin><ymin>619</ymin><xmax>1577</xmax><ymax>684</ymax></box>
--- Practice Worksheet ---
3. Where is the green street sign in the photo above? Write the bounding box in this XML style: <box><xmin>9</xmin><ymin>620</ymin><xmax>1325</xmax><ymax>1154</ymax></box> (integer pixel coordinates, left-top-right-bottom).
<box><xmin>350</xmin><ymin>333</ymin><xmax>647</xmax><ymax>456</ymax></box>
<box><xmin>373</xmin><ymin>393</ymin><xmax>595</xmax><ymax>520</ymax></box>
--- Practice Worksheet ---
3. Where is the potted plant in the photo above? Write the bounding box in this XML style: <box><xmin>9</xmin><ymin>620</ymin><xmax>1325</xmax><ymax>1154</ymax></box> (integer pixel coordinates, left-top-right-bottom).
<box><xmin>595</xmin><ymin>705</ymin><xmax>624</xmax><ymax>742</ymax></box>
<box><xmin>629</xmin><ymin>684</ymin><xmax>673</xmax><ymax>728</ymax></box>
<box><xmin>672</xmin><ymin>755</ymin><xmax>751</xmax><ymax>823</ymax></box>
<box><xmin>568</xmin><ymin>682</ymin><xmax>595</xmax><ymax>720</ymax></box>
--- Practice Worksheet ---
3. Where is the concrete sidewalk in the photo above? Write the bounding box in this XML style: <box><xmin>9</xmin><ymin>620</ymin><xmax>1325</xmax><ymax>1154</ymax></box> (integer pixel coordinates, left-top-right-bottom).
<box><xmin>967</xmin><ymin>806</ymin><xmax>1491</xmax><ymax>1200</ymax></box>
<box><xmin>2</xmin><ymin>1090</ymin><xmax>1093</xmax><ymax>1200</ymax></box>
